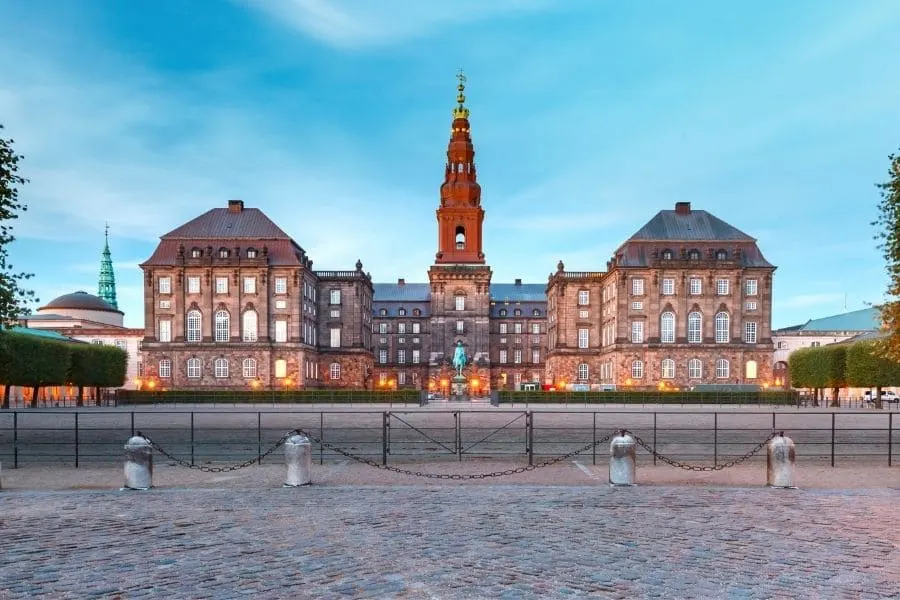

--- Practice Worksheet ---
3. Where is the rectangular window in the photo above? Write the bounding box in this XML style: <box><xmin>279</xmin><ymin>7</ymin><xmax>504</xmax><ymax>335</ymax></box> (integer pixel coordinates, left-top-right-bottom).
<box><xmin>330</xmin><ymin>328</ymin><xmax>341</xmax><ymax>348</ymax></box>
<box><xmin>578</xmin><ymin>309</ymin><xmax>589</xmax><ymax>319</ymax></box>
<box><xmin>397</xmin><ymin>337</ymin><xmax>405</xmax><ymax>344</ymax></box>
<box><xmin>744</xmin><ymin>321</ymin><xmax>758</xmax><ymax>343</ymax></box>
<box><xmin>745</xmin><ymin>301</ymin><xmax>758</xmax><ymax>311</ymax></box>
<box><xmin>412</xmin><ymin>322</ymin><xmax>420</xmax><ymax>334</ymax></box>
<box><xmin>514</xmin><ymin>349</ymin><xmax>522</xmax><ymax>364</ymax></box>
<box><xmin>398</xmin><ymin>372</ymin><xmax>407</xmax><ymax>385</ymax></box>
<box><xmin>578</xmin><ymin>328</ymin><xmax>589</xmax><ymax>348</ymax></box>
<box><xmin>330</xmin><ymin>289</ymin><xmax>341</xmax><ymax>305</ymax></box>
<box><xmin>158</xmin><ymin>320</ymin><xmax>171</xmax><ymax>342</ymax></box>
<box><xmin>158</xmin><ymin>360</ymin><xmax>171</xmax><ymax>378</ymax></box>
<box><xmin>275</xmin><ymin>277</ymin><xmax>287</xmax><ymax>294</ymax></box>
<box><xmin>532</xmin><ymin>349</ymin><xmax>540</xmax><ymax>364</ymax></box>
<box><xmin>455</xmin><ymin>296</ymin><xmax>465</xmax><ymax>311</ymax></box>
<box><xmin>514</xmin><ymin>323</ymin><xmax>522</xmax><ymax>334</ymax></box>
<box><xmin>159</xmin><ymin>299</ymin><xmax>171</xmax><ymax>309</ymax></box>
<box><xmin>578</xmin><ymin>290</ymin><xmax>589</xmax><ymax>305</ymax></box>
<box><xmin>690</xmin><ymin>278</ymin><xmax>701</xmax><ymax>295</ymax></box>
<box><xmin>158</xmin><ymin>276</ymin><xmax>171</xmax><ymax>294</ymax></box>
<box><xmin>745</xmin><ymin>279</ymin><xmax>758</xmax><ymax>296</ymax></box>
<box><xmin>274</xmin><ymin>359</ymin><xmax>287</xmax><ymax>378</ymax></box>
<box><xmin>631</xmin><ymin>321</ymin><xmax>644</xmax><ymax>343</ymax></box>
<box><xmin>379</xmin><ymin>349</ymin><xmax>388</xmax><ymax>364</ymax></box>
<box><xmin>397</xmin><ymin>349</ymin><xmax>406</xmax><ymax>364</ymax></box>
<box><xmin>716</xmin><ymin>279</ymin><xmax>729</xmax><ymax>295</ymax></box>
<box><xmin>398</xmin><ymin>323</ymin><xmax>406</xmax><ymax>334</ymax></box>
<box><xmin>412</xmin><ymin>350</ymin><xmax>420</xmax><ymax>364</ymax></box>
<box><xmin>275</xmin><ymin>320</ymin><xmax>287</xmax><ymax>343</ymax></box>
<box><xmin>330</xmin><ymin>309</ymin><xmax>340</xmax><ymax>318</ymax></box>
<box><xmin>379</xmin><ymin>323</ymin><xmax>388</xmax><ymax>334</ymax></box>
<box><xmin>275</xmin><ymin>299</ymin><xmax>287</xmax><ymax>309</ymax></box>
<box><xmin>456</xmin><ymin>320</ymin><xmax>464</xmax><ymax>333</ymax></box>
<box><xmin>662</xmin><ymin>278</ymin><xmax>674</xmax><ymax>295</ymax></box>
<box><xmin>631</xmin><ymin>278</ymin><xmax>644</xmax><ymax>296</ymax></box>
<box><xmin>631</xmin><ymin>301</ymin><xmax>643</xmax><ymax>310</ymax></box>
<box><xmin>499</xmin><ymin>350</ymin><xmax>508</xmax><ymax>364</ymax></box>
<box><xmin>187</xmin><ymin>359</ymin><xmax>201</xmax><ymax>379</ymax></box>
<box><xmin>499</xmin><ymin>323</ymin><xmax>508</xmax><ymax>334</ymax></box>
<box><xmin>215</xmin><ymin>277</ymin><xmax>228</xmax><ymax>294</ymax></box>
<box><xmin>243</xmin><ymin>277</ymin><xmax>256</xmax><ymax>294</ymax></box>
<box><xmin>531</xmin><ymin>323</ymin><xmax>540</xmax><ymax>334</ymax></box>
<box><xmin>187</xmin><ymin>276</ymin><xmax>200</xmax><ymax>294</ymax></box>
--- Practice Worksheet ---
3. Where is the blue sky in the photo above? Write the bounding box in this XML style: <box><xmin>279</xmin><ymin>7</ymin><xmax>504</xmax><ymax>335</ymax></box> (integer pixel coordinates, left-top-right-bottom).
<box><xmin>1</xmin><ymin>0</ymin><xmax>898</xmax><ymax>329</ymax></box>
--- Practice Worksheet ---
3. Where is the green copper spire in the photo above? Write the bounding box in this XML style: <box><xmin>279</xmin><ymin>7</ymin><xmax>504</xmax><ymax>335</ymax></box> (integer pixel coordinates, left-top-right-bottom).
<box><xmin>98</xmin><ymin>223</ymin><xmax>118</xmax><ymax>310</ymax></box>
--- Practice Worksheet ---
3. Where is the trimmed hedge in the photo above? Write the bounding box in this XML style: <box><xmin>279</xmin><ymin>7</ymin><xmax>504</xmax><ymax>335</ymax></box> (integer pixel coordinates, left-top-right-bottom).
<box><xmin>68</xmin><ymin>344</ymin><xmax>128</xmax><ymax>388</ymax></box>
<box><xmin>0</xmin><ymin>332</ymin><xmax>71</xmax><ymax>386</ymax></box>
<box><xmin>846</xmin><ymin>340</ymin><xmax>900</xmax><ymax>388</ymax></box>
<box><xmin>496</xmin><ymin>390</ymin><xmax>799</xmax><ymax>405</ymax></box>
<box><xmin>117</xmin><ymin>389</ymin><xmax>423</xmax><ymax>405</ymax></box>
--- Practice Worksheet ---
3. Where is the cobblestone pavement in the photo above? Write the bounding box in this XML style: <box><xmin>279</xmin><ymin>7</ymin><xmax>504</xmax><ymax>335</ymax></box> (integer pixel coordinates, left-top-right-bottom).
<box><xmin>1</xmin><ymin>485</ymin><xmax>898</xmax><ymax>599</ymax></box>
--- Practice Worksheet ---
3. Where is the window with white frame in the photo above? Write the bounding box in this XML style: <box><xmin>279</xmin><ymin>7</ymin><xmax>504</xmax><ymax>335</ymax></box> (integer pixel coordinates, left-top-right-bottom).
<box><xmin>690</xmin><ymin>278</ymin><xmax>701</xmax><ymax>295</ymax></box>
<box><xmin>579</xmin><ymin>309</ymin><xmax>589</xmax><ymax>319</ymax></box>
<box><xmin>379</xmin><ymin>323</ymin><xmax>388</xmax><ymax>334</ymax></box>
<box><xmin>159</xmin><ymin>276</ymin><xmax>171</xmax><ymax>294</ymax></box>
<box><xmin>716</xmin><ymin>279</ymin><xmax>729</xmax><ymax>295</ymax></box>
<box><xmin>512</xmin><ymin>349</ymin><xmax>521</xmax><ymax>364</ymax></box>
<box><xmin>661</xmin><ymin>358</ymin><xmax>675</xmax><ymax>379</ymax></box>
<box><xmin>186</xmin><ymin>310</ymin><xmax>202</xmax><ymax>343</ymax></box>
<box><xmin>744</xmin><ymin>321</ymin><xmax>757</xmax><ymax>343</ymax></box>
<box><xmin>398</xmin><ymin>372</ymin><xmax>407</xmax><ymax>385</ymax></box>
<box><xmin>159</xmin><ymin>299</ymin><xmax>171</xmax><ymax>309</ymax></box>
<box><xmin>456</xmin><ymin>320</ymin><xmax>464</xmax><ymax>333</ymax></box>
<box><xmin>159</xmin><ymin>359</ymin><xmax>171</xmax><ymax>378</ymax></box>
<box><xmin>378</xmin><ymin>349</ymin><xmax>387</xmax><ymax>364</ymax></box>
<box><xmin>187</xmin><ymin>276</ymin><xmax>200</xmax><ymax>294</ymax></box>
<box><xmin>455</xmin><ymin>295</ymin><xmax>465</xmax><ymax>311</ymax></box>
<box><xmin>631</xmin><ymin>360</ymin><xmax>644</xmax><ymax>379</ymax></box>
<box><xmin>499</xmin><ymin>350</ymin><xmax>508</xmax><ymax>364</ymax></box>
<box><xmin>214</xmin><ymin>310</ymin><xmax>230</xmax><ymax>342</ymax></box>
<box><xmin>330</xmin><ymin>328</ymin><xmax>341</xmax><ymax>348</ymax></box>
<box><xmin>330</xmin><ymin>363</ymin><xmax>341</xmax><ymax>380</ymax></box>
<box><xmin>631</xmin><ymin>301</ymin><xmax>643</xmax><ymax>310</ymax></box>
<box><xmin>275</xmin><ymin>277</ymin><xmax>287</xmax><ymax>294</ymax></box>
<box><xmin>274</xmin><ymin>359</ymin><xmax>287</xmax><ymax>378</ymax></box>
<box><xmin>214</xmin><ymin>358</ymin><xmax>229</xmax><ymax>378</ymax></box>
<box><xmin>243</xmin><ymin>277</ymin><xmax>256</xmax><ymax>294</ymax></box>
<box><xmin>242</xmin><ymin>310</ymin><xmax>258</xmax><ymax>342</ymax></box>
<box><xmin>660</xmin><ymin>312</ymin><xmax>675</xmax><ymax>343</ymax></box>
<box><xmin>499</xmin><ymin>323</ymin><xmax>508</xmax><ymax>334</ymax></box>
<box><xmin>186</xmin><ymin>358</ymin><xmax>201</xmax><ymax>379</ymax></box>
<box><xmin>159</xmin><ymin>319</ymin><xmax>172</xmax><ymax>342</ymax></box>
<box><xmin>398</xmin><ymin>323</ymin><xmax>406</xmax><ymax>334</ymax></box>
<box><xmin>631</xmin><ymin>321</ymin><xmax>643</xmax><ymax>343</ymax></box>
<box><xmin>577</xmin><ymin>362</ymin><xmax>588</xmax><ymax>381</ymax></box>
<box><xmin>745</xmin><ymin>279</ymin><xmax>758</xmax><ymax>296</ymax></box>
<box><xmin>412</xmin><ymin>323</ymin><xmax>420</xmax><ymax>334</ymax></box>
<box><xmin>745</xmin><ymin>301</ymin><xmax>758</xmax><ymax>311</ymax></box>
<box><xmin>242</xmin><ymin>358</ymin><xmax>257</xmax><ymax>378</ymax></box>
<box><xmin>688</xmin><ymin>312</ymin><xmax>702</xmax><ymax>343</ymax></box>
<box><xmin>716</xmin><ymin>358</ymin><xmax>730</xmax><ymax>378</ymax></box>
<box><xmin>330</xmin><ymin>309</ymin><xmax>340</xmax><ymax>318</ymax></box>
<box><xmin>514</xmin><ymin>323</ymin><xmax>522</xmax><ymax>334</ymax></box>
<box><xmin>398</xmin><ymin>349</ymin><xmax>406</xmax><ymax>364</ymax></box>
<box><xmin>531</xmin><ymin>323</ymin><xmax>540</xmax><ymax>334</ymax></box>
<box><xmin>532</xmin><ymin>349</ymin><xmax>540</xmax><ymax>364</ymax></box>
<box><xmin>578</xmin><ymin>328</ymin><xmax>589</xmax><ymax>348</ymax></box>
<box><xmin>412</xmin><ymin>350</ymin><xmax>420</xmax><ymax>364</ymax></box>
<box><xmin>578</xmin><ymin>290</ymin><xmax>589</xmax><ymax>305</ymax></box>
<box><xmin>215</xmin><ymin>277</ymin><xmax>228</xmax><ymax>294</ymax></box>
<box><xmin>688</xmin><ymin>358</ymin><xmax>702</xmax><ymax>379</ymax></box>
<box><xmin>329</xmin><ymin>289</ymin><xmax>341</xmax><ymax>305</ymax></box>
<box><xmin>745</xmin><ymin>360</ymin><xmax>758</xmax><ymax>379</ymax></box>
<box><xmin>631</xmin><ymin>278</ymin><xmax>645</xmax><ymax>296</ymax></box>
<box><xmin>715</xmin><ymin>312</ymin><xmax>730</xmax><ymax>343</ymax></box>
<box><xmin>274</xmin><ymin>320</ymin><xmax>287</xmax><ymax>343</ymax></box>
<box><xmin>662</xmin><ymin>278</ymin><xmax>675</xmax><ymax>295</ymax></box>
<box><xmin>398</xmin><ymin>308</ymin><xmax>406</xmax><ymax>316</ymax></box>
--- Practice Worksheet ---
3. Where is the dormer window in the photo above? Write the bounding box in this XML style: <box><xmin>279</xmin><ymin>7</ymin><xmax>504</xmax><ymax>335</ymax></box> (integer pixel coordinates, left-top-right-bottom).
<box><xmin>499</xmin><ymin>309</ymin><xmax>507</xmax><ymax>317</ymax></box>
<box><xmin>688</xmin><ymin>249</ymin><xmax>701</xmax><ymax>260</ymax></box>
<box><xmin>662</xmin><ymin>249</ymin><xmax>674</xmax><ymax>260</ymax></box>
<box><xmin>247</xmin><ymin>248</ymin><xmax>257</xmax><ymax>259</ymax></box>
<box><xmin>514</xmin><ymin>309</ymin><xmax>522</xmax><ymax>316</ymax></box>
<box><xmin>398</xmin><ymin>308</ymin><xmax>406</xmax><ymax>316</ymax></box>
<box><xmin>218</xmin><ymin>248</ymin><xmax>230</xmax><ymax>258</ymax></box>
<box><xmin>413</xmin><ymin>309</ymin><xmax>421</xmax><ymax>316</ymax></box>
<box><xmin>191</xmin><ymin>247</ymin><xmax>202</xmax><ymax>258</ymax></box>
<box><xmin>715</xmin><ymin>249</ymin><xmax>728</xmax><ymax>260</ymax></box>
<box><xmin>532</xmin><ymin>309</ymin><xmax>540</xmax><ymax>317</ymax></box>
<box><xmin>379</xmin><ymin>308</ymin><xmax>388</xmax><ymax>316</ymax></box>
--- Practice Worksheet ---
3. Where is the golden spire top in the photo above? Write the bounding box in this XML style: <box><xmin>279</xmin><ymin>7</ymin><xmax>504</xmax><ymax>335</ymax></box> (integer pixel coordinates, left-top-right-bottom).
<box><xmin>453</xmin><ymin>68</ymin><xmax>469</xmax><ymax>119</ymax></box>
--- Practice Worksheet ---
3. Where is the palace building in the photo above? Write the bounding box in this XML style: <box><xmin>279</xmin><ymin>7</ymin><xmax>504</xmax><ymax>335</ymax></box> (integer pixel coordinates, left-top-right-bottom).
<box><xmin>138</xmin><ymin>74</ymin><xmax>775</xmax><ymax>393</ymax></box>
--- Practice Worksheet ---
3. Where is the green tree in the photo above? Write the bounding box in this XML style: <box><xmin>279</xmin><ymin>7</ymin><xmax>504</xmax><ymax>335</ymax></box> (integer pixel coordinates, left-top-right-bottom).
<box><xmin>0</xmin><ymin>125</ymin><xmax>36</xmax><ymax>326</ymax></box>
<box><xmin>874</xmin><ymin>150</ymin><xmax>900</xmax><ymax>361</ymax></box>
<box><xmin>788</xmin><ymin>347</ymin><xmax>822</xmax><ymax>405</ymax></box>
<box><xmin>846</xmin><ymin>340</ymin><xmax>900</xmax><ymax>409</ymax></box>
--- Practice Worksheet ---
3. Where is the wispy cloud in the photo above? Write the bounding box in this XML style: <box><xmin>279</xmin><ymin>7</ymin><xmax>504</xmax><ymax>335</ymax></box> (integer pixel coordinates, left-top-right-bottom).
<box><xmin>235</xmin><ymin>0</ymin><xmax>554</xmax><ymax>49</ymax></box>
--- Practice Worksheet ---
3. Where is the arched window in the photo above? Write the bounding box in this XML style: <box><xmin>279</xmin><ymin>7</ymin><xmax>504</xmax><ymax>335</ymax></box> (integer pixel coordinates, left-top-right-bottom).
<box><xmin>715</xmin><ymin>249</ymin><xmax>728</xmax><ymax>260</ymax></box>
<box><xmin>715</xmin><ymin>312</ymin><xmax>730</xmax><ymax>343</ymax></box>
<box><xmin>455</xmin><ymin>225</ymin><xmax>466</xmax><ymax>250</ymax></box>
<box><xmin>660</xmin><ymin>312</ymin><xmax>675</xmax><ymax>343</ymax></box>
<box><xmin>242</xmin><ymin>310</ymin><xmax>258</xmax><ymax>342</ymax></box>
<box><xmin>330</xmin><ymin>363</ymin><xmax>341</xmax><ymax>380</ymax></box>
<box><xmin>688</xmin><ymin>312</ymin><xmax>702</xmax><ymax>343</ymax></box>
<box><xmin>186</xmin><ymin>358</ymin><xmax>201</xmax><ymax>378</ymax></box>
<box><xmin>186</xmin><ymin>310</ymin><xmax>202</xmax><ymax>343</ymax></box>
<box><xmin>716</xmin><ymin>358</ymin><xmax>730</xmax><ymax>379</ymax></box>
<box><xmin>631</xmin><ymin>360</ymin><xmax>644</xmax><ymax>379</ymax></box>
<box><xmin>661</xmin><ymin>358</ymin><xmax>675</xmax><ymax>379</ymax></box>
<box><xmin>688</xmin><ymin>249</ymin><xmax>701</xmax><ymax>260</ymax></box>
<box><xmin>745</xmin><ymin>360</ymin><xmax>758</xmax><ymax>379</ymax></box>
<box><xmin>662</xmin><ymin>249</ymin><xmax>674</xmax><ymax>260</ymax></box>
<box><xmin>688</xmin><ymin>358</ymin><xmax>702</xmax><ymax>379</ymax></box>
<box><xmin>455</xmin><ymin>294</ymin><xmax>465</xmax><ymax>311</ymax></box>
<box><xmin>215</xmin><ymin>310</ymin><xmax>230</xmax><ymax>342</ymax></box>
<box><xmin>242</xmin><ymin>358</ymin><xmax>257</xmax><ymax>378</ymax></box>
<box><xmin>577</xmin><ymin>362</ymin><xmax>589</xmax><ymax>381</ymax></box>
<box><xmin>214</xmin><ymin>358</ymin><xmax>229</xmax><ymax>378</ymax></box>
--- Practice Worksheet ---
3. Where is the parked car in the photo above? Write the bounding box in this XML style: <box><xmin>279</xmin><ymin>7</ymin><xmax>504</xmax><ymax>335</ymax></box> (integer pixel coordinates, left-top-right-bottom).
<box><xmin>864</xmin><ymin>390</ymin><xmax>899</xmax><ymax>403</ymax></box>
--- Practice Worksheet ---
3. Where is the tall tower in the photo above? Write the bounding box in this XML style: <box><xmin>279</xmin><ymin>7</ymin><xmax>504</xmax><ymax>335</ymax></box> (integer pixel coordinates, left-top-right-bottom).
<box><xmin>428</xmin><ymin>71</ymin><xmax>492</xmax><ymax>387</ymax></box>
<box><xmin>98</xmin><ymin>224</ymin><xmax>118</xmax><ymax>310</ymax></box>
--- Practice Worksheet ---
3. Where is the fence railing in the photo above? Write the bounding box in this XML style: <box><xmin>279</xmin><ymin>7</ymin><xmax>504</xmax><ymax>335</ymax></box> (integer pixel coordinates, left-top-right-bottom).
<box><xmin>0</xmin><ymin>409</ymin><xmax>894</xmax><ymax>469</ymax></box>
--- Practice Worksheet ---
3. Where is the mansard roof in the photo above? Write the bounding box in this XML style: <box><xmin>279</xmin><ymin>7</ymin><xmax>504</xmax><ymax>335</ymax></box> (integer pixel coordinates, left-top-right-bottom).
<box><xmin>372</xmin><ymin>282</ymin><xmax>547</xmax><ymax>303</ymax></box>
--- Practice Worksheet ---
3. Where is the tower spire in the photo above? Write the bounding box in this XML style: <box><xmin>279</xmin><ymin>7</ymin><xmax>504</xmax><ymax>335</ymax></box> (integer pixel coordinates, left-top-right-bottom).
<box><xmin>453</xmin><ymin>68</ymin><xmax>469</xmax><ymax>120</ymax></box>
<box><xmin>98</xmin><ymin>223</ymin><xmax>119</xmax><ymax>310</ymax></box>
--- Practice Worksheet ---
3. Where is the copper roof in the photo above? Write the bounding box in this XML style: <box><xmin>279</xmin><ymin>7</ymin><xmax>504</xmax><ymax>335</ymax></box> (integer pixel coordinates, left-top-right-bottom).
<box><xmin>39</xmin><ymin>291</ymin><xmax>123</xmax><ymax>314</ymax></box>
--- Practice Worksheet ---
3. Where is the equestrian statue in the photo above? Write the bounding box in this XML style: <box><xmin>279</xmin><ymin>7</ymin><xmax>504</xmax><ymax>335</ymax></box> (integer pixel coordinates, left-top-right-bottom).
<box><xmin>451</xmin><ymin>341</ymin><xmax>467</xmax><ymax>378</ymax></box>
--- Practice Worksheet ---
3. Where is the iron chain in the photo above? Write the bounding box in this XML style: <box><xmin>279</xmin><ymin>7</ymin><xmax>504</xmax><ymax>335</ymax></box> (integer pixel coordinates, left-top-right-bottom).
<box><xmin>623</xmin><ymin>429</ymin><xmax>777</xmax><ymax>472</ymax></box>
<box><xmin>140</xmin><ymin>430</ymin><xmax>291</xmax><ymax>473</ymax></box>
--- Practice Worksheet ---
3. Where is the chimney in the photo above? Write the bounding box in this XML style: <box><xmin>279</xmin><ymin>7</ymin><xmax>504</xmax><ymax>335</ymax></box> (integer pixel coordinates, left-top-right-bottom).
<box><xmin>675</xmin><ymin>201</ymin><xmax>691</xmax><ymax>215</ymax></box>
<box><xmin>227</xmin><ymin>199</ymin><xmax>244</xmax><ymax>213</ymax></box>
<box><xmin>514</xmin><ymin>278</ymin><xmax>522</xmax><ymax>286</ymax></box>
<box><xmin>398</xmin><ymin>278</ymin><xmax>405</xmax><ymax>286</ymax></box>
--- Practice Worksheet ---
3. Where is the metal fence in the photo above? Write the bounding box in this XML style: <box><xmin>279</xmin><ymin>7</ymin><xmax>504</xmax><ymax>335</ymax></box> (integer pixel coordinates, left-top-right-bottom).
<box><xmin>0</xmin><ymin>409</ymin><xmax>895</xmax><ymax>469</ymax></box>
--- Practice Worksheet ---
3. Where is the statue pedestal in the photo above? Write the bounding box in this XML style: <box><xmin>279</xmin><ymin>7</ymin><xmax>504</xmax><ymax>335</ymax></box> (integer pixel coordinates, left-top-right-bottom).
<box><xmin>451</xmin><ymin>375</ymin><xmax>469</xmax><ymax>402</ymax></box>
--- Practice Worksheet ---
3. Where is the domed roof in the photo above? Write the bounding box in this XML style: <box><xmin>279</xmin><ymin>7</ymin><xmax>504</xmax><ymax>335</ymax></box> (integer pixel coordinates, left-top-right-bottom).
<box><xmin>39</xmin><ymin>291</ymin><xmax>123</xmax><ymax>314</ymax></box>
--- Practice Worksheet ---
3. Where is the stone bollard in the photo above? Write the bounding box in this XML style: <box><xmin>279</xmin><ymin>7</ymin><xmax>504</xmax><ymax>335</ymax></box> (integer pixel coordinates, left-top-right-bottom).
<box><xmin>767</xmin><ymin>432</ymin><xmax>796</xmax><ymax>488</ymax></box>
<box><xmin>124</xmin><ymin>435</ymin><xmax>153</xmax><ymax>490</ymax></box>
<box><xmin>284</xmin><ymin>433</ymin><xmax>312</xmax><ymax>487</ymax></box>
<box><xmin>609</xmin><ymin>430</ymin><xmax>636</xmax><ymax>486</ymax></box>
